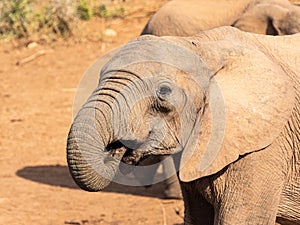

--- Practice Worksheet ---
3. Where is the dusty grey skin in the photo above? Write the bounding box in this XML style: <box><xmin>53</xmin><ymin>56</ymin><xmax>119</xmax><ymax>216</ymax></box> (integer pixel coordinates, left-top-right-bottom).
<box><xmin>67</xmin><ymin>26</ymin><xmax>300</xmax><ymax>224</ymax></box>
<box><xmin>141</xmin><ymin>0</ymin><xmax>300</xmax><ymax>36</ymax></box>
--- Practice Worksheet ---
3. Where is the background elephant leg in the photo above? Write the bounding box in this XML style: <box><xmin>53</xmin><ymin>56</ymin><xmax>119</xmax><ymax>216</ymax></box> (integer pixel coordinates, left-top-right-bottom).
<box><xmin>180</xmin><ymin>181</ymin><xmax>214</xmax><ymax>225</ymax></box>
<box><xmin>134</xmin><ymin>155</ymin><xmax>182</xmax><ymax>199</ymax></box>
<box><xmin>133</xmin><ymin>156</ymin><xmax>161</xmax><ymax>187</ymax></box>
<box><xmin>161</xmin><ymin>155</ymin><xmax>182</xmax><ymax>199</ymax></box>
<box><xmin>163</xmin><ymin>174</ymin><xmax>182</xmax><ymax>199</ymax></box>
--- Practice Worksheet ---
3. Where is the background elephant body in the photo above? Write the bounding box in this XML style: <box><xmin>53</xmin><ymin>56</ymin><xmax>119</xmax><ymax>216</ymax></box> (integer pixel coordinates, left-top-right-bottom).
<box><xmin>67</xmin><ymin>27</ymin><xmax>300</xmax><ymax>224</ymax></box>
<box><xmin>141</xmin><ymin>0</ymin><xmax>254</xmax><ymax>36</ymax></box>
<box><xmin>141</xmin><ymin>0</ymin><xmax>300</xmax><ymax>36</ymax></box>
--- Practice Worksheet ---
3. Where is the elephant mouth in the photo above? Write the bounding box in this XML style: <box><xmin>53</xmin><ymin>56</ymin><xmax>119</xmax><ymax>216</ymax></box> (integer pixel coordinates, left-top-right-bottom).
<box><xmin>105</xmin><ymin>140</ymin><xmax>176</xmax><ymax>169</ymax></box>
<box><xmin>105</xmin><ymin>141</ymin><xmax>146</xmax><ymax>166</ymax></box>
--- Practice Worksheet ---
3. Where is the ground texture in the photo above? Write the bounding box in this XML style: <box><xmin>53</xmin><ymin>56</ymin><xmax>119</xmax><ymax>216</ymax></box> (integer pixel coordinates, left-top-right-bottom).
<box><xmin>0</xmin><ymin>0</ymin><xmax>185</xmax><ymax>224</ymax></box>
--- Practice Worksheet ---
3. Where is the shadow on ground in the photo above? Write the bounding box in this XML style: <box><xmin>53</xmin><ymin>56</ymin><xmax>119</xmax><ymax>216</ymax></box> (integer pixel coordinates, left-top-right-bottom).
<box><xmin>16</xmin><ymin>165</ymin><xmax>168</xmax><ymax>199</ymax></box>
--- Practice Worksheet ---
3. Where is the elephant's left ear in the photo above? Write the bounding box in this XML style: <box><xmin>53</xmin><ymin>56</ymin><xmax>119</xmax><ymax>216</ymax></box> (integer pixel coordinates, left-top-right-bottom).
<box><xmin>179</xmin><ymin>46</ymin><xmax>295</xmax><ymax>182</ymax></box>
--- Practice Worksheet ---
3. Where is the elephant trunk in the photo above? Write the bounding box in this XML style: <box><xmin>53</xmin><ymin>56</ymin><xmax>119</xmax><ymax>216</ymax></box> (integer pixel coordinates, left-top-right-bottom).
<box><xmin>67</xmin><ymin>94</ymin><xmax>123</xmax><ymax>191</ymax></box>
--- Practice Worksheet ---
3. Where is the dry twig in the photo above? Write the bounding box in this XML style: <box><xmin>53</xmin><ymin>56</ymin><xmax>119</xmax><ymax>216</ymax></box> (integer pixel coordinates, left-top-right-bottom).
<box><xmin>16</xmin><ymin>49</ymin><xmax>46</xmax><ymax>66</ymax></box>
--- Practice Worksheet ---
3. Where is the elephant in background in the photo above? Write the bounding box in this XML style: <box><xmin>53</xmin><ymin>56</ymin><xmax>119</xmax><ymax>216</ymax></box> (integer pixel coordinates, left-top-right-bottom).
<box><xmin>142</xmin><ymin>0</ymin><xmax>300</xmax><ymax>36</ymax></box>
<box><xmin>233</xmin><ymin>0</ymin><xmax>300</xmax><ymax>35</ymax></box>
<box><xmin>67</xmin><ymin>26</ymin><xmax>300</xmax><ymax>224</ymax></box>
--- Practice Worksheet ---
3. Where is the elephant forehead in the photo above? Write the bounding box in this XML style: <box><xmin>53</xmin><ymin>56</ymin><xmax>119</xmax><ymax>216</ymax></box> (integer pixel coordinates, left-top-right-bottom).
<box><xmin>121</xmin><ymin>62</ymin><xmax>179</xmax><ymax>78</ymax></box>
<box><xmin>101</xmin><ymin>39</ymin><xmax>212</xmax><ymax>84</ymax></box>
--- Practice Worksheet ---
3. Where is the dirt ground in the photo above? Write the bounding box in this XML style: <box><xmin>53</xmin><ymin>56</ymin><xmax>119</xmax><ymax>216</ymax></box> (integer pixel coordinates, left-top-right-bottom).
<box><xmin>0</xmin><ymin>0</ymin><xmax>185</xmax><ymax>224</ymax></box>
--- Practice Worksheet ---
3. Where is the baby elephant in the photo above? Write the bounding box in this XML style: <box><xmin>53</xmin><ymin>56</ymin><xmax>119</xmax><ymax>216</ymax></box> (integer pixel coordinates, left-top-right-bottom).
<box><xmin>142</xmin><ymin>0</ymin><xmax>300</xmax><ymax>36</ymax></box>
<box><xmin>67</xmin><ymin>26</ymin><xmax>300</xmax><ymax>224</ymax></box>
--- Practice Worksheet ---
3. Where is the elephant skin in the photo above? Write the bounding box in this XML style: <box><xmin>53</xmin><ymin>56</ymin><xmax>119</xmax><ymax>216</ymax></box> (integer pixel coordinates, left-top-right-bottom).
<box><xmin>141</xmin><ymin>0</ymin><xmax>300</xmax><ymax>36</ymax></box>
<box><xmin>67</xmin><ymin>26</ymin><xmax>300</xmax><ymax>224</ymax></box>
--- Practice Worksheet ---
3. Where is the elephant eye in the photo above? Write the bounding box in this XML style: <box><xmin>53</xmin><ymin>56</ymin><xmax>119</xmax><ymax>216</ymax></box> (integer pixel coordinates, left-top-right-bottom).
<box><xmin>156</xmin><ymin>85</ymin><xmax>172</xmax><ymax>101</ymax></box>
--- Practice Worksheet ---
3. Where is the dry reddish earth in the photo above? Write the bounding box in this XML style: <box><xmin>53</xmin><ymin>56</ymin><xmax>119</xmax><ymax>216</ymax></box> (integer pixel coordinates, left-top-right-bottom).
<box><xmin>0</xmin><ymin>0</ymin><xmax>184</xmax><ymax>224</ymax></box>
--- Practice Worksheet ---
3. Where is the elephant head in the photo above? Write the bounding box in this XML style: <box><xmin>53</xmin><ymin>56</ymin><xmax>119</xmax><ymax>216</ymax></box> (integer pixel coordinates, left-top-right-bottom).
<box><xmin>67</xmin><ymin>36</ymin><xmax>209</xmax><ymax>190</ymax></box>
<box><xmin>272</xmin><ymin>3</ymin><xmax>300</xmax><ymax>35</ymax></box>
<box><xmin>67</xmin><ymin>28</ymin><xmax>294</xmax><ymax>191</ymax></box>
<box><xmin>233</xmin><ymin>0</ymin><xmax>300</xmax><ymax>35</ymax></box>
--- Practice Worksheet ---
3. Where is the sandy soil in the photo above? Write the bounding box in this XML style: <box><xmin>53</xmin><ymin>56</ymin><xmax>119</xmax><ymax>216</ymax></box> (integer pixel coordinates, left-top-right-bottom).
<box><xmin>0</xmin><ymin>0</ymin><xmax>184</xmax><ymax>224</ymax></box>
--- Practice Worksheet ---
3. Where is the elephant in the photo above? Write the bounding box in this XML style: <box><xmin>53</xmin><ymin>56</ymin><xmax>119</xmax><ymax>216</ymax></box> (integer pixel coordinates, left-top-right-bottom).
<box><xmin>141</xmin><ymin>0</ymin><xmax>300</xmax><ymax>36</ymax></box>
<box><xmin>70</xmin><ymin>0</ymin><xmax>300</xmax><ymax>200</ymax></box>
<box><xmin>67</xmin><ymin>26</ymin><xmax>300</xmax><ymax>224</ymax></box>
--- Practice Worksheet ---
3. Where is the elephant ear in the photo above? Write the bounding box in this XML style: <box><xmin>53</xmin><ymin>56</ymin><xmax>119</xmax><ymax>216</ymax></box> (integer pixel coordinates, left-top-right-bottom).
<box><xmin>179</xmin><ymin>43</ymin><xmax>295</xmax><ymax>182</ymax></box>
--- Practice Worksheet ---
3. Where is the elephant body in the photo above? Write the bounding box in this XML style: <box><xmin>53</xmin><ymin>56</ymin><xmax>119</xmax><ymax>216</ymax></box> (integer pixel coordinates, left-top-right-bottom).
<box><xmin>141</xmin><ymin>0</ymin><xmax>300</xmax><ymax>36</ymax></box>
<box><xmin>181</xmin><ymin>138</ymin><xmax>300</xmax><ymax>224</ymax></box>
<box><xmin>67</xmin><ymin>27</ymin><xmax>300</xmax><ymax>224</ymax></box>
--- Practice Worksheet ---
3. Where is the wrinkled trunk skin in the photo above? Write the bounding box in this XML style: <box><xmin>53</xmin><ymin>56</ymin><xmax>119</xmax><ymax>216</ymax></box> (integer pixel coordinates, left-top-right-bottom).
<box><xmin>67</xmin><ymin>93</ymin><xmax>121</xmax><ymax>191</ymax></box>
